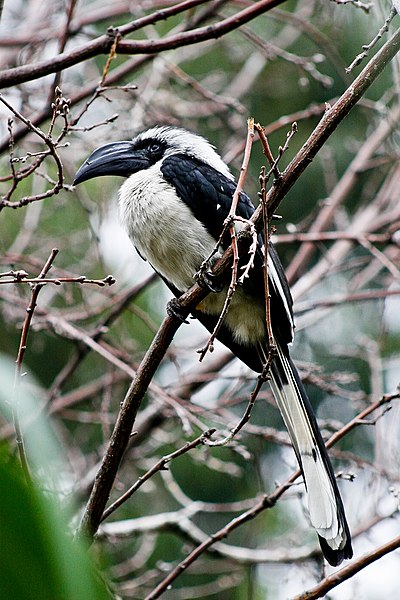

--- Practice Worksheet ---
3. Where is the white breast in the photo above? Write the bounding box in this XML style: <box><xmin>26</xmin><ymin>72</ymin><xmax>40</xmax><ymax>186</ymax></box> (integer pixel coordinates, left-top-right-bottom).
<box><xmin>118</xmin><ymin>164</ymin><xmax>218</xmax><ymax>292</ymax></box>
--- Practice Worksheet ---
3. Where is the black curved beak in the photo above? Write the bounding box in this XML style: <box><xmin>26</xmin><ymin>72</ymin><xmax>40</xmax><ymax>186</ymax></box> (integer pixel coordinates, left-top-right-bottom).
<box><xmin>73</xmin><ymin>141</ymin><xmax>149</xmax><ymax>185</ymax></box>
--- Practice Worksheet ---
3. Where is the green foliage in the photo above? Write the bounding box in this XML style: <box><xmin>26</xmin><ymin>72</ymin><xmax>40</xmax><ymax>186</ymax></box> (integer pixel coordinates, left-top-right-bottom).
<box><xmin>0</xmin><ymin>450</ymin><xmax>111</xmax><ymax>600</ymax></box>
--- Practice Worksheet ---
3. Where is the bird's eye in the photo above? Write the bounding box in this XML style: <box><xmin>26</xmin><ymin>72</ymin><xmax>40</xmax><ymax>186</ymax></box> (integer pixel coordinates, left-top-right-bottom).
<box><xmin>148</xmin><ymin>142</ymin><xmax>162</xmax><ymax>156</ymax></box>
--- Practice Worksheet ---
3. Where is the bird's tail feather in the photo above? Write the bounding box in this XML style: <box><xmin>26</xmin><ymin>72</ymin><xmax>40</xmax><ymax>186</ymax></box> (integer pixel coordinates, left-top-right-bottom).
<box><xmin>265</xmin><ymin>341</ymin><xmax>353</xmax><ymax>566</ymax></box>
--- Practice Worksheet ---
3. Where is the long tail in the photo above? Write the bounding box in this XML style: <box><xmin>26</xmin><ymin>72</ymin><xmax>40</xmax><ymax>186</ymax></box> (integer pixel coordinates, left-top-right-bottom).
<box><xmin>267</xmin><ymin>341</ymin><xmax>353</xmax><ymax>566</ymax></box>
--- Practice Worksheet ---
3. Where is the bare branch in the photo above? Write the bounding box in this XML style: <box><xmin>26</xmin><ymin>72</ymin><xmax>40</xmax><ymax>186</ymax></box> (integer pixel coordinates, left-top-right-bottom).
<box><xmin>12</xmin><ymin>248</ymin><xmax>59</xmax><ymax>481</ymax></box>
<box><xmin>291</xmin><ymin>534</ymin><xmax>400</xmax><ymax>600</ymax></box>
<box><xmin>0</xmin><ymin>0</ymin><xmax>285</xmax><ymax>89</ymax></box>
<box><xmin>101</xmin><ymin>428</ymin><xmax>216</xmax><ymax>522</ymax></box>
<box><xmin>346</xmin><ymin>7</ymin><xmax>397</xmax><ymax>72</ymax></box>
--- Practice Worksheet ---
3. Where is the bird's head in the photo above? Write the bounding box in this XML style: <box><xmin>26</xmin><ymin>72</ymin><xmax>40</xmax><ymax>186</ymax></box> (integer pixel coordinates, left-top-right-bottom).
<box><xmin>73</xmin><ymin>125</ymin><xmax>232</xmax><ymax>185</ymax></box>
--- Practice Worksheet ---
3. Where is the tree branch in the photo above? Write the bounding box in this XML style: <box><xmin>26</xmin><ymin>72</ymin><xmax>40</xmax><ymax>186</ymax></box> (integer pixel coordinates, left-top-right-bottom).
<box><xmin>0</xmin><ymin>0</ymin><xmax>284</xmax><ymax>88</ymax></box>
<box><xmin>261</xmin><ymin>25</ymin><xmax>400</xmax><ymax>219</ymax></box>
<box><xmin>292</xmin><ymin>534</ymin><xmax>400</xmax><ymax>600</ymax></box>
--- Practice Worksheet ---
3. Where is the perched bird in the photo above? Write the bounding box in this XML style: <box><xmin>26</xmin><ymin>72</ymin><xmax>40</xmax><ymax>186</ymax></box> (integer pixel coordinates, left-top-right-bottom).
<box><xmin>74</xmin><ymin>125</ymin><xmax>352</xmax><ymax>565</ymax></box>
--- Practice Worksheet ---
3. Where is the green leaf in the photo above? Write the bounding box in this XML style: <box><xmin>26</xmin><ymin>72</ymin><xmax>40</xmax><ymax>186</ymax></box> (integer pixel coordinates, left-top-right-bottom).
<box><xmin>0</xmin><ymin>451</ymin><xmax>111</xmax><ymax>600</ymax></box>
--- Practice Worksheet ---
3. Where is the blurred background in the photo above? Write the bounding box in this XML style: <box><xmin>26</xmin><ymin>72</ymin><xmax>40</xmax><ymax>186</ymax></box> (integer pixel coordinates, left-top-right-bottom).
<box><xmin>0</xmin><ymin>1</ymin><xmax>399</xmax><ymax>598</ymax></box>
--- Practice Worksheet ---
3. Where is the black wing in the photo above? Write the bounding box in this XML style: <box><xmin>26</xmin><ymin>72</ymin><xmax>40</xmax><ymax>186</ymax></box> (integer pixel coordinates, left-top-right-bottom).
<box><xmin>161</xmin><ymin>154</ymin><xmax>293</xmax><ymax>346</ymax></box>
<box><xmin>161</xmin><ymin>153</ymin><xmax>255</xmax><ymax>240</ymax></box>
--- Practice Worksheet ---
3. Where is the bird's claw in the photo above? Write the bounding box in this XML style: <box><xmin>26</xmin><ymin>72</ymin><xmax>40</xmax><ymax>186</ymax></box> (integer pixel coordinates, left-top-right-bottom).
<box><xmin>195</xmin><ymin>266</ymin><xmax>223</xmax><ymax>293</ymax></box>
<box><xmin>167</xmin><ymin>298</ymin><xmax>189</xmax><ymax>324</ymax></box>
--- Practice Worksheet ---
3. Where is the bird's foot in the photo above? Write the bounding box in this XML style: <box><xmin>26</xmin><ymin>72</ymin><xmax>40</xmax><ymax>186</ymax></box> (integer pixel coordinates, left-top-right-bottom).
<box><xmin>167</xmin><ymin>298</ymin><xmax>189</xmax><ymax>324</ymax></box>
<box><xmin>194</xmin><ymin>263</ymin><xmax>223</xmax><ymax>293</ymax></box>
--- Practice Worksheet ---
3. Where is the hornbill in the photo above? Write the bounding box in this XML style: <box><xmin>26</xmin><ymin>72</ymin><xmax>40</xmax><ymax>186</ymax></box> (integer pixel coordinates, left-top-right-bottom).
<box><xmin>74</xmin><ymin>125</ymin><xmax>352</xmax><ymax>565</ymax></box>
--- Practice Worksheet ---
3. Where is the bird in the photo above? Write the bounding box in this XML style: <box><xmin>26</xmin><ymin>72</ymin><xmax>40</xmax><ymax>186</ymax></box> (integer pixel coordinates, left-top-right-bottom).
<box><xmin>74</xmin><ymin>125</ymin><xmax>352</xmax><ymax>565</ymax></box>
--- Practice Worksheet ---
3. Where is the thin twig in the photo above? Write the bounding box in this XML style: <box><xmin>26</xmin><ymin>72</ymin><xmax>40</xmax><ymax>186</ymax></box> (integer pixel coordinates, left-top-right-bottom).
<box><xmin>0</xmin><ymin>92</ymin><xmax>69</xmax><ymax>210</ymax></box>
<box><xmin>292</xmin><ymin>534</ymin><xmax>400</xmax><ymax>600</ymax></box>
<box><xmin>295</xmin><ymin>288</ymin><xmax>400</xmax><ymax>314</ymax></box>
<box><xmin>346</xmin><ymin>7</ymin><xmax>397</xmax><ymax>73</ymax></box>
<box><xmin>259</xmin><ymin>166</ymin><xmax>276</xmax><ymax>354</ymax></box>
<box><xmin>273</xmin><ymin>231</ymin><xmax>396</xmax><ymax>244</ymax></box>
<box><xmin>197</xmin><ymin>117</ymin><xmax>255</xmax><ymax>361</ymax></box>
<box><xmin>12</xmin><ymin>248</ymin><xmax>59</xmax><ymax>482</ymax></box>
<box><xmin>101</xmin><ymin>428</ymin><xmax>216</xmax><ymax>521</ymax></box>
<box><xmin>0</xmin><ymin>275</ymin><xmax>116</xmax><ymax>287</ymax></box>
<box><xmin>329</xmin><ymin>0</ymin><xmax>372</xmax><ymax>13</ymax></box>
<box><xmin>256</xmin><ymin>125</ymin><xmax>279</xmax><ymax>176</ymax></box>
<box><xmin>47</xmin><ymin>0</ymin><xmax>79</xmax><ymax>100</ymax></box>
<box><xmin>204</xmin><ymin>372</ymin><xmax>268</xmax><ymax>447</ymax></box>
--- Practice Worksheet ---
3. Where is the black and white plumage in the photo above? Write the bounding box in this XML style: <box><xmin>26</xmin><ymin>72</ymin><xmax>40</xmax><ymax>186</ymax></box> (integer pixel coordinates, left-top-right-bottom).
<box><xmin>74</xmin><ymin>125</ymin><xmax>352</xmax><ymax>565</ymax></box>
